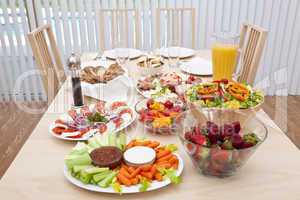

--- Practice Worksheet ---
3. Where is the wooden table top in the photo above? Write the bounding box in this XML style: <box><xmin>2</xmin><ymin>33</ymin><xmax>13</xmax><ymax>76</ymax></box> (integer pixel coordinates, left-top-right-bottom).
<box><xmin>1</xmin><ymin>50</ymin><xmax>300</xmax><ymax>199</ymax></box>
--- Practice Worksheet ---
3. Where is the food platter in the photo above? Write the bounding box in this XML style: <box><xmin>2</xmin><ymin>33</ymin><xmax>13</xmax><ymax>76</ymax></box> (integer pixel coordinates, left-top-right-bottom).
<box><xmin>63</xmin><ymin>153</ymin><xmax>183</xmax><ymax>194</ymax></box>
<box><xmin>49</xmin><ymin>102</ymin><xmax>136</xmax><ymax>141</ymax></box>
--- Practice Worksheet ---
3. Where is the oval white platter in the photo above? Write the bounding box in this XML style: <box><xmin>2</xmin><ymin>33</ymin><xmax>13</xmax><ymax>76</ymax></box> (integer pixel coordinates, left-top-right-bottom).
<box><xmin>49</xmin><ymin>107</ymin><xmax>137</xmax><ymax>141</ymax></box>
<box><xmin>63</xmin><ymin>153</ymin><xmax>184</xmax><ymax>194</ymax></box>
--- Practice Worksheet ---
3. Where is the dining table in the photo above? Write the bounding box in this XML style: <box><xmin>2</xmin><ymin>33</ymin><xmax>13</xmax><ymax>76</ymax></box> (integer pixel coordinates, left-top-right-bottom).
<box><xmin>1</xmin><ymin>50</ymin><xmax>300</xmax><ymax>200</ymax></box>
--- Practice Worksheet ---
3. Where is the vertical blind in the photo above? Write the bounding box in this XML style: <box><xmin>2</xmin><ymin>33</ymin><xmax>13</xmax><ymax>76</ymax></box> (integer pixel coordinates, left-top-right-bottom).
<box><xmin>0</xmin><ymin>0</ymin><xmax>299</xmax><ymax>101</ymax></box>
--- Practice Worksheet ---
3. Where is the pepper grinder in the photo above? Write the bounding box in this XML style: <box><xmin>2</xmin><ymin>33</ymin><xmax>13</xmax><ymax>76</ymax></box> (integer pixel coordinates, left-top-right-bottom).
<box><xmin>67</xmin><ymin>53</ymin><xmax>84</xmax><ymax>107</ymax></box>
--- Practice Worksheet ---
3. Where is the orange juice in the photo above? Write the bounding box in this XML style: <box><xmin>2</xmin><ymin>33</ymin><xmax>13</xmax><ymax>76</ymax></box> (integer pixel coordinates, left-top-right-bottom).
<box><xmin>212</xmin><ymin>43</ymin><xmax>238</xmax><ymax>80</ymax></box>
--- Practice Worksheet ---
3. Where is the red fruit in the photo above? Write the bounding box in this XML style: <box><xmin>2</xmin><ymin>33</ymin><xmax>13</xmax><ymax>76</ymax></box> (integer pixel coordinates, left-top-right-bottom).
<box><xmin>243</xmin><ymin>142</ymin><xmax>254</xmax><ymax>148</ymax></box>
<box><xmin>192</xmin><ymin>126</ymin><xmax>202</xmax><ymax>135</ymax></box>
<box><xmin>231</xmin><ymin>134</ymin><xmax>244</xmax><ymax>149</ymax></box>
<box><xmin>208</xmin><ymin>131</ymin><xmax>218</xmax><ymax>144</ymax></box>
<box><xmin>184</xmin><ymin>131</ymin><xmax>193</xmax><ymax>141</ymax></box>
<box><xmin>211</xmin><ymin>150</ymin><xmax>230</xmax><ymax>164</ymax></box>
<box><xmin>164</xmin><ymin>100</ymin><xmax>174</xmax><ymax>109</ymax></box>
<box><xmin>220</xmin><ymin>79</ymin><xmax>229</xmax><ymax>84</ymax></box>
<box><xmin>220</xmin><ymin>123</ymin><xmax>235</xmax><ymax>141</ymax></box>
<box><xmin>232</xmin><ymin>121</ymin><xmax>241</xmax><ymax>134</ymax></box>
<box><xmin>146</xmin><ymin>99</ymin><xmax>154</xmax><ymax>109</ymax></box>
<box><xmin>190</xmin><ymin>134</ymin><xmax>206</xmax><ymax>145</ymax></box>
<box><xmin>171</xmin><ymin>105</ymin><xmax>182</xmax><ymax>113</ymax></box>
<box><xmin>113</xmin><ymin>117</ymin><xmax>123</xmax><ymax>128</ymax></box>
<box><xmin>207</xmin><ymin>121</ymin><xmax>219</xmax><ymax>134</ymax></box>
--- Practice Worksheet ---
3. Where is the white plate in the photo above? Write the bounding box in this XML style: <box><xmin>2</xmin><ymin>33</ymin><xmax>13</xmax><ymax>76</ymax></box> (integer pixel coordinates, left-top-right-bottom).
<box><xmin>180</xmin><ymin>57</ymin><xmax>213</xmax><ymax>76</ymax></box>
<box><xmin>63</xmin><ymin>153</ymin><xmax>184</xmax><ymax>194</ymax></box>
<box><xmin>49</xmin><ymin>107</ymin><xmax>137</xmax><ymax>141</ymax></box>
<box><xmin>157</xmin><ymin>47</ymin><xmax>196</xmax><ymax>59</ymax></box>
<box><xmin>104</xmin><ymin>48</ymin><xmax>143</xmax><ymax>60</ymax></box>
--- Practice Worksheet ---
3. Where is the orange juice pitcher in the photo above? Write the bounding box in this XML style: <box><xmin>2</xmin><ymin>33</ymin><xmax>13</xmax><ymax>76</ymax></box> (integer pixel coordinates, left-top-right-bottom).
<box><xmin>211</xmin><ymin>33</ymin><xmax>239</xmax><ymax>81</ymax></box>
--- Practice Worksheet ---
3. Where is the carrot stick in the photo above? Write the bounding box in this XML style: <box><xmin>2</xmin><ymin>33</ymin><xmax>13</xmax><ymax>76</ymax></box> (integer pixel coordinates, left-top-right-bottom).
<box><xmin>120</xmin><ymin>167</ymin><xmax>131</xmax><ymax>178</ymax></box>
<box><xmin>130</xmin><ymin>177</ymin><xmax>139</xmax><ymax>185</ymax></box>
<box><xmin>157</xmin><ymin>162</ymin><xmax>171</xmax><ymax>169</ymax></box>
<box><xmin>171</xmin><ymin>162</ymin><xmax>179</xmax><ymax>169</ymax></box>
<box><xmin>127</xmin><ymin>166</ymin><xmax>135</xmax><ymax>174</ymax></box>
<box><xmin>156</xmin><ymin>149</ymin><xmax>171</xmax><ymax>159</ymax></box>
<box><xmin>117</xmin><ymin>173</ymin><xmax>131</xmax><ymax>186</ymax></box>
<box><xmin>147</xmin><ymin>141</ymin><xmax>160</xmax><ymax>148</ymax></box>
<box><xmin>150</xmin><ymin>165</ymin><xmax>157</xmax><ymax>177</ymax></box>
<box><xmin>129</xmin><ymin>167</ymin><xmax>141</xmax><ymax>178</ymax></box>
<box><xmin>141</xmin><ymin>164</ymin><xmax>152</xmax><ymax>172</ymax></box>
<box><xmin>154</xmin><ymin>172</ymin><xmax>163</xmax><ymax>181</ymax></box>
<box><xmin>169</xmin><ymin>156</ymin><xmax>178</xmax><ymax>164</ymax></box>
<box><xmin>134</xmin><ymin>140</ymin><xmax>151</xmax><ymax>146</ymax></box>
<box><xmin>157</xmin><ymin>154</ymin><xmax>173</xmax><ymax>163</ymax></box>
<box><xmin>141</xmin><ymin>171</ymin><xmax>153</xmax><ymax>179</ymax></box>
<box><xmin>126</xmin><ymin>140</ymin><xmax>136</xmax><ymax>149</ymax></box>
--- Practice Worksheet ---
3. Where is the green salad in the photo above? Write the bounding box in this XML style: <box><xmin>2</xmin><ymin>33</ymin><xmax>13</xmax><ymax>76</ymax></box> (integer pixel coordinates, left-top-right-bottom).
<box><xmin>186</xmin><ymin>79</ymin><xmax>264</xmax><ymax>109</ymax></box>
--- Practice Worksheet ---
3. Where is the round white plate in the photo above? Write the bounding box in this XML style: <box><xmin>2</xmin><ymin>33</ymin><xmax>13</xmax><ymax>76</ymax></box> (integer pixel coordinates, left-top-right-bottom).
<box><xmin>157</xmin><ymin>47</ymin><xmax>196</xmax><ymax>59</ymax></box>
<box><xmin>49</xmin><ymin>107</ymin><xmax>137</xmax><ymax>141</ymax></box>
<box><xmin>104</xmin><ymin>48</ymin><xmax>143</xmax><ymax>60</ymax></box>
<box><xmin>63</xmin><ymin>153</ymin><xmax>184</xmax><ymax>194</ymax></box>
<box><xmin>180</xmin><ymin>57</ymin><xmax>213</xmax><ymax>76</ymax></box>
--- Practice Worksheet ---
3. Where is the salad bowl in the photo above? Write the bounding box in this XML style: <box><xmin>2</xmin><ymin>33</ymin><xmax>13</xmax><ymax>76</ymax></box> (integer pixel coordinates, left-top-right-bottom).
<box><xmin>177</xmin><ymin>109</ymin><xmax>267</xmax><ymax>177</ymax></box>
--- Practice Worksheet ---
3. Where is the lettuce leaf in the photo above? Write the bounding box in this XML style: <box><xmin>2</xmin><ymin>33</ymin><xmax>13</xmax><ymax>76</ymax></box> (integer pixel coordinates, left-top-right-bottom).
<box><xmin>139</xmin><ymin>177</ymin><xmax>150</xmax><ymax>192</ymax></box>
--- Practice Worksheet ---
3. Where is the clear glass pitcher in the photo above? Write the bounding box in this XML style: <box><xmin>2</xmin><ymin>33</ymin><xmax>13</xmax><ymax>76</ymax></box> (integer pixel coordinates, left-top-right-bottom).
<box><xmin>211</xmin><ymin>33</ymin><xmax>240</xmax><ymax>81</ymax></box>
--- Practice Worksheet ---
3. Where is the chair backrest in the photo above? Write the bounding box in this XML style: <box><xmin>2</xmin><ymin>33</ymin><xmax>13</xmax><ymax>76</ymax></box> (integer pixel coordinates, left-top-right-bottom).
<box><xmin>27</xmin><ymin>24</ymin><xmax>66</xmax><ymax>102</ymax></box>
<box><xmin>237</xmin><ymin>23</ymin><xmax>267</xmax><ymax>85</ymax></box>
<box><xmin>156</xmin><ymin>8</ymin><xmax>195</xmax><ymax>49</ymax></box>
<box><xmin>96</xmin><ymin>9</ymin><xmax>140</xmax><ymax>51</ymax></box>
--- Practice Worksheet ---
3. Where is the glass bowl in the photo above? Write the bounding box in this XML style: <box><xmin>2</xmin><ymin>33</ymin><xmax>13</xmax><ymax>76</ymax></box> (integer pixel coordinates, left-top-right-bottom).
<box><xmin>135</xmin><ymin>98</ymin><xmax>185</xmax><ymax>135</ymax></box>
<box><xmin>177</xmin><ymin>109</ymin><xmax>267</xmax><ymax>177</ymax></box>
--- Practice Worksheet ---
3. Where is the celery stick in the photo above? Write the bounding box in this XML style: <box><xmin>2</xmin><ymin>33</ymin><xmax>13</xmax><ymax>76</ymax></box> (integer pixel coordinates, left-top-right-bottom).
<box><xmin>100</xmin><ymin>133</ymin><xmax>109</xmax><ymax>146</ymax></box>
<box><xmin>108</xmin><ymin>133</ymin><xmax>117</xmax><ymax>146</ymax></box>
<box><xmin>84</xmin><ymin>167</ymin><xmax>109</xmax><ymax>175</ymax></box>
<box><xmin>88</xmin><ymin>138</ymin><xmax>101</xmax><ymax>149</ymax></box>
<box><xmin>73</xmin><ymin>165</ymin><xmax>91</xmax><ymax>173</ymax></box>
<box><xmin>93</xmin><ymin>171</ymin><xmax>112</xmax><ymax>183</ymax></box>
<box><xmin>80</xmin><ymin>170</ymin><xmax>92</xmax><ymax>184</ymax></box>
<box><xmin>65</xmin><ymin>153</ymin><xmax>92</xmax><ymax>169</ymax></box>
<box><xmin>98</xmin><ymin>171</ymin><xmax>117</xmax><ymax>188</ymax></box>
<box><xmin>70</xmin><ymin>142</ymin><xmax>89</xmax><ymax>155</ymax></box>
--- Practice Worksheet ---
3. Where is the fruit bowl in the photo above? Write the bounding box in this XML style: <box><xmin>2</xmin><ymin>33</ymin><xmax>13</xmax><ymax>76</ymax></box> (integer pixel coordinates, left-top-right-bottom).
<box><xmin>177</xmin><ymin>109</ymin><xmax>267</xmax><ymax>177</ymax></box>
<box><xmin>135</xmin><ymin>98</ymin><xmax>185</xmax><ymax>135</ymax></box>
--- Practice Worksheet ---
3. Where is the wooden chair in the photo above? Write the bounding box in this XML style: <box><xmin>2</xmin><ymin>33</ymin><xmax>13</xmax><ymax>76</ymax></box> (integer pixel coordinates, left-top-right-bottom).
<box><xmin>27</xmin><ymin>24</ymin><xmax>66</xmax><ymax>102</ymax></box>
<box><xmin>236</xmin><ymin>23</ymin><xmax>268</xmax><ymax>85</ymax></box>
<box><xmin>96</xmin><ymin>9</ymin><xmax>140</xmax><ymax>51</ymax></box>
<box><xmin>156</xmin><ymin>8</ymin><xmax>196</xmax><ymax>48</ymax></box>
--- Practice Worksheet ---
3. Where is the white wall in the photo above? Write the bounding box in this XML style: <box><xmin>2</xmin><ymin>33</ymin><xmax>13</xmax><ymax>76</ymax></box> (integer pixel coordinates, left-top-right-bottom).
<box><xmin>0</xmin><ymin>0</ymin><xmax>299</xmax><ymax>101</ymax></box>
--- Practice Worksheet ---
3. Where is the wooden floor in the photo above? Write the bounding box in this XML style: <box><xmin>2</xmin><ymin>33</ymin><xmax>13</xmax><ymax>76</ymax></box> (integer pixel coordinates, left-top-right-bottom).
<box><xmin>0</xmin><ymin>96</ymin><xmax>299</xmax><ymax>178</ymax></box>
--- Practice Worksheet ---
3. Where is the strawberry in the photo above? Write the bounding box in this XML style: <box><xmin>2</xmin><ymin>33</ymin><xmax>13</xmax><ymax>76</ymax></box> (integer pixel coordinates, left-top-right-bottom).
<box><xmin>232</xmin><ymin>121</ymin><xmax>241</xmax><ymax>134</ymax></box>
<box><xmin>171</xmin><ymin>105</ymin><xmax>182</xmax><ymax>113</ymax></box>
<box><xmin>231</xmin><ymin>134</ymin><xmax>244</xmax><ymax>149</ymax></box>
<box><xmin>211</xmin><ymin>149</ymin><xmax>230</xmax><ymax>164</ymax></box>
<box><xmin>190</xmin><ymin>134</ymin><xmax>207</xmax><ymax>145</ymax></box>
<box><xmin>146</xmin><ymin>99</ymin><xmax>154</xmax><ymax>109</ymax></box>
<box><xmin>163</xmin><ymin>100</ymin><xmax>174</xmax><ymax>109</ymax></box>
